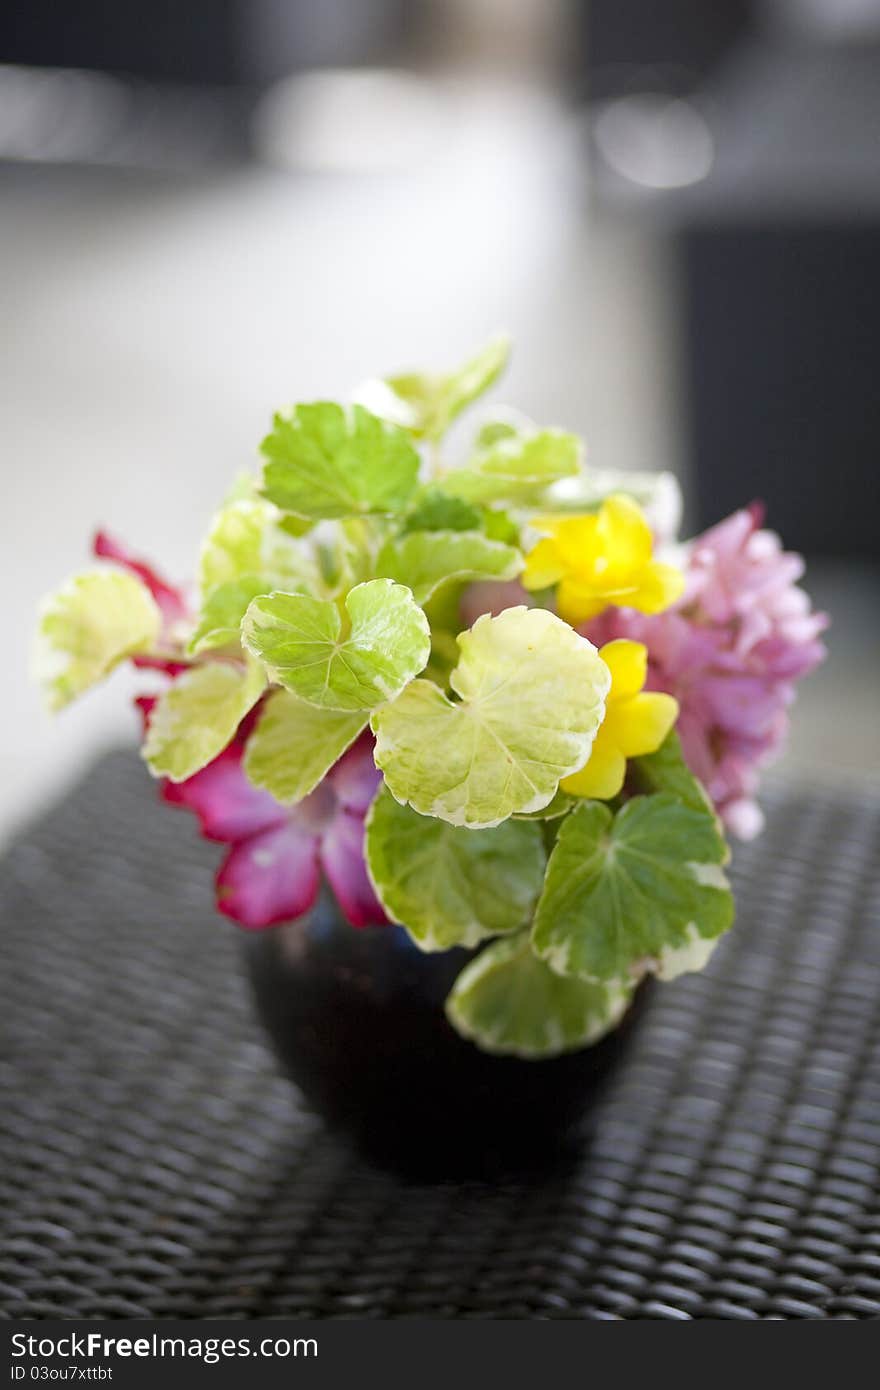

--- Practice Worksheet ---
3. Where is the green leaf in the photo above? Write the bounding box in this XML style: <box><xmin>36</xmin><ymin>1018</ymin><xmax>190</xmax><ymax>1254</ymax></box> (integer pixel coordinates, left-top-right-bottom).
<box><xmin>198</xmin><ymin>497</ymin><xmax>318</xmax><ymax>598</ymax></box>
<box><xmin>384</xmin><ymin>336</ymin><xmax>510</xmax><ymax>441</ymax></box>
<box><xmin>242</xmin><ymin>578</ymin><xmax>430</xmax><ymax>712</ymax></box>
<box><xmin>442</xmin><ymin>429</ymin><xmax>581</xmax><ymax>505</ymax></box>
<box><xmin>532</xmin><ymin>793</ymin><xmax>734</xmax><ymax>985</ymax></box>
<box><xmin>475</xmin><ymin>419</ymin><xmax>519</xmax><ymax>448</ymax></box>
<box><xmin>243</xmin><ymin>688</ymin><xmax>366</xmax><ymax>804</ymax></box>
<box><xmin>36</xmin><ymin>570</ymin><xmax>161</xmax><ymax>711</ymax></box>
<box><xmin>188</xmin><ymin>576</ymin><xmax>270</xmax><ymax>654</ymax></box>
<box><xmin>402</xmin><ymin>488</ymin><xmax>483</xmax><ymax>534</ymax></box>
<box><xmin>261</xmin><ymin>402</ymin><xmax>420</xmax><ymax>520</ymax></box>
<box><xmin>365</xmin><ymin>786</ymin><xmax>546</xmax><ymax>951</ymax></box>
<box><xmin>630</xmin><ymin>730</ymin><xmax>718</xmax><ymax>822</ymax></box>
<box><xmin>481</xmin><ymin>508</ymin><xmax>521</xmax><ymax>545</ymax></box>
<box><xmin>143</xmin><ymin>659</ymin><xmax>266</xmax><ymax>782</ymax></box>
<box><xmin>371</xmin><ymin>607</ymin><xmax>610</xmax><ymax>828</ymax></box>
<box><xmin>446</xmin><ymin>933</ymin><xmax>632</xmax><ymax>1058</ymax></box>
<box><xmin>375</xmin><ymin>530</ymin><xmax>523</xmax><ymax>605</ymax></box>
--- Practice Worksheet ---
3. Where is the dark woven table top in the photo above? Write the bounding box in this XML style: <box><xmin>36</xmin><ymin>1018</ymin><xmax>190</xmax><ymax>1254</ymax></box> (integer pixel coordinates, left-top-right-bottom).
<box><xmin>1</xmin><ymin>752</ymin><xmax>879</xmax><ymax>1320</ymax></box>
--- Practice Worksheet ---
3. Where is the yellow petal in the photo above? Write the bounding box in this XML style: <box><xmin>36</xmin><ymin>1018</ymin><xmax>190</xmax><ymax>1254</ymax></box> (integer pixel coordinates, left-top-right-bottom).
<box><xmin>607</xmin><ymin>691</ymin><xmax>679</xmax><ymax>758</ymax></box>
<box><xmin>522</xmin><ymin>537</ymin><xmax>565</xmax><ymax>590</ymax></box>
<box><xmin>561</xmin><ymin>730</ymin><xmax>627</xmax><ymax>800</ymax></box>
<box><xmin>596</xmin><ymin>494</ymin><xmax>652</xmax><ymax>574</ymax></box>
<box><xmin>599</xmin><ymin>639</ymin><xmax>647</xmax><ymax>702</ymax></box>
<box><xmin>556</xmin><ymin>578</ymin><xmax>608</xmax><ymax>626</ymax></box>
<box><xmin>628</xmin><ymin>560</ymin><xmax>685</xmax><ymax>615</ymax></box>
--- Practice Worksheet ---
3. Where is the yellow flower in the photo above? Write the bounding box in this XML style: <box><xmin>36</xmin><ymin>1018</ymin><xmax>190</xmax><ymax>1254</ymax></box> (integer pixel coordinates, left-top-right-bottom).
<box><xmin>522</xmin><ymin>494</ymin><xmax>685</xmax><ymax>626</ymax></box>
<box><xmin>562</xmin><ymin>639</ymin><xmax>679</xmax><ymax>800</ymax></box>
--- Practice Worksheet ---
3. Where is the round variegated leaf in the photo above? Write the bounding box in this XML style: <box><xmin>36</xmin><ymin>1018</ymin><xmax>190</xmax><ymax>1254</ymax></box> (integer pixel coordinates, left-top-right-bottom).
<box><xmin>243</xmin><ymin>689</ymin><xmax>366</xmax><ymax>804</ymax></box>
<box><xmin>371</xmin><ymin>607</ymin><xmax>610</xmax><ymax>828</ymax></box>
<box><xmin>443</xmin><ymin>429</ymin><xmax>580</xmax><ymax>505</ymax></box>
<box><xmin>376</xmin><ymin>530</ymin><xmax>523</xmax><ymax>605</ymax></box>
<box><xmin>261</xmin><ymin>402</ymin><xmax>420</xmax><ymax>519</ymax></box>
<box><xmin>532</xmin><ymin>793</ymin><xmax>734</xmax><ymax>985</ymax></box>
<box><xmin>446</xmin><ymin>933</ymin><xmax>632</xmax><ymax>1058</ymax></box>
<box><xmin>365</xmin><ymin>785</ymin><xmax>545</xmax><ymax>950</ymax></box>
<box><xmin>36</xmin><ymin>570</ymin><xmax>161</xmax><ymax>711</ymax></box>
<box><xmin>242</xmin><ymin>578</ymin><xmax>430</xmax><ymax>712</ymax></box>
<box><xmin>143</xmin><ymin>659</ymin><xmax>266</xmax><ymax>782</ymax></box>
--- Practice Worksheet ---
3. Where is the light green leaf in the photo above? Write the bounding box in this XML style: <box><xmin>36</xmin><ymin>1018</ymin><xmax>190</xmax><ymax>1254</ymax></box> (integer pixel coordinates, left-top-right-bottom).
<box><xmin>143</xmin><ymin>659</ymin><xmax>266</xmax><ymax>782</ymax></box>
<box><xmin>261</xmin><ymin>402</ymin><xmax>420</xmax><ymax>520</ymax></box>
<box><xmin>188</xmin><ymin>577</ymin><xmax>269</xmax><ymax>654</ymax></box>
<box><xmin>375</xmin><ymin>530</ymin><xmax>523</xmax><ymax>605</ymax></box>
<box><xmin>198</xmin><ymin>497</ymin><xmax>318</xmax><ymax>598</ymax></box>
<box><xmin>384</xmin><ymin>336</ymin><xmax>510</xmax><ymax>441</ymax></box>
<box><xmin>365</xmin><ymin>785</ymin><xmax>546</xmax><ymax>951</ymax></box>
<box><xmin>532</xmin><ymin>793</ymin><xmax>734</xmax><ymax>985</ymax></box>
<box><xmin>243</xmin><ymin>688</ymin><xmax>366</xmax><ymax>804</ymax></box>
<box><xmin>442</xmin><ymin>429</ymin><xmax>581</xmax><ymax>505</ymax></box>
<box><xmin>630</xmin><ymin>730</ymin><xmax>719</xmax><ymax>822</ymax></box>
<box><xmin>402</xmin><ymin>488</ymin><xmax>483</xmax><ymax>534</ymax></box>
<box><xmin>371</xmin><ymin>607</ymin><xmax>610</xmax><ymax>828</ymax></box>
<box><xmin>481</xmin><ymin>508</ymin><xmax>521</xmax><ymax>545</ymax></box>
<box><xmin>474</xmin><ymin>419</ymin><xmax>519</xmax><ymax>448</ymax></box>
<box><xmin>446</xmin><ymin>933</ymin><xmax>632</xmax><ymax>1058</ymax></box>
<box><xmin>242</xmin><ymin>578</ymin><xmax>430</xmax><ymax>712</ymax></box>
<box><xmin>36</xmin><ymin>570</ymin><xmax>161</xmax><ymax>711</ymax></box>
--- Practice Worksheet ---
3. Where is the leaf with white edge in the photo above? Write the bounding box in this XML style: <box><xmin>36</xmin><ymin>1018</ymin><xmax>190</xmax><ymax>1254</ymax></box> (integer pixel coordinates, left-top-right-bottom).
<box><xmin>375</xmin><ymin>530</ymin><xmax>523</xmax><ymax>605</ymax></box>
<box><xmin>243</xmin><ymin>689</ymin><xmax>366</xmax><ymax>804</ymax></box>
<box><xmin>365</xmin><ymin>786</ymin><xmax>545</xmax><ymax>951</ymax></box>
<box><xmin>261</xmin><ymin>403</ymin><xmax>419</xmax><ymax>520</ymax></box>
<box><xmin>198</xmin><ymin>497</ymin><xmax>318</xmax><ymax>598</ymax></box>
<box><xmin>402</xmin><ymin>489</ymin><xmax>482</xmax><ymax>534</ymax></box>
<box><xmin>532</xmin><ymin>793</ymin><xmax>734</xmax><ymax>985</ymax></box>
<box><xmin>36</xmin><ymin>570</ymin><xmax>161</xmax><ymax>711</ymax></box>
<box><xmin>630</xmin><ymin>730</ymin><xmax>719</xmax><ymax>823</ymax></box>
<box><xmin>242</xmin><ymin>578</ymin><xmax>430</xmax><ymax>712</ymax></box>
<box><xmin>371</xmin><ymin>607</ymin><xmax>610</xmax><ymax>828</ymax></box>
<box><xmin>188</xmin><ymin>577</ymin><xmax>270</xmax><ymax>654</ymax></box>
<box><xmin>446</xmin><ymin>932</ymin><xmax>633</xmax><ymax>1058</ymax></box>
<box><xmin>383</xmin><ymin>335</ymin><xmax>510</xmax><ymax>441</ymax></box>
<box><xmin>513</xmin><ymin>789</ymin><xmax>575</xmax><ymax>820</ymax></box>
<box><xmin>143</xmin><ymin>659</ymin><xmax>266</xmax><ymax>782</ymax></box>
<box><xmin>443</xmin><ymin>430</ymin><xmax>581</xmax><ymax>505</ymax></box>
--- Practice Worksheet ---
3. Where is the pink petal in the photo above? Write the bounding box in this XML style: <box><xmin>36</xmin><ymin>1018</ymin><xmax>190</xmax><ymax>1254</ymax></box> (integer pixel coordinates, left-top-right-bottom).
<box><xmin>163</xmin><ymin>741</ymin><xmax>284</xmax><ymax>843</ymax></box>
<box><xmin>319</xmin><ymin>810</ymin><xmax>387</xmax><ymax>928</ymax></box>
<box><xmin>94</xmin><ymin>530</ymin><xmax>189</xmax><ymax>625</ymax></box>
<box><xmin>327</xmin><ymin>734</ymin><xmax>382</xmax><ymax>816</ymax></box>
<box><xmin>132</xmin><ymin>654</ymin><xmax>191</xmax><ymax>677</ymax></box>
<box><xmin>134</xmin><ymin>695</ymin><xmax>156</xmax><ymax>734</ymax></box>
<box><xmin>722</xmin><ymin>797</ymin><xmax>765</xmax><ymax>841</ymax></box>
<box><xmin>216</xmin><ymin>822</ymin><xmax>320</xmax><ymax>929</ymax></box>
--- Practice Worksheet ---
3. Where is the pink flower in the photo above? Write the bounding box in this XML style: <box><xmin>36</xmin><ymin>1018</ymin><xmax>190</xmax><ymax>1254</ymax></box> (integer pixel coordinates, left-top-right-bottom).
<box><xmin>160</xmin><ymin>721</ymin><xmax>387</xmax><ymax>930</ymax></box>
<box><xmin>94</xmin><ymin>531</ymin><xmax>190</xmax><ymax>675</ymax></box>
<box><xmin>585</xmin><ymin>506</ymin><xmax>827</xmax><ymax>839</ymax></box>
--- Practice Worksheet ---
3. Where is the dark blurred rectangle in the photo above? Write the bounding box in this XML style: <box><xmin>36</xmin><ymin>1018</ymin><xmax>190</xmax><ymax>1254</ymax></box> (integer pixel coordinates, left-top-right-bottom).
<box><xmin>679</xmin><ymin>220</ymin><xmax>880</xmax><ymax>557</ymax></box>
<box><xmin>0</xmin><ymin>0</ymin><xmax>407</xmax><ymax>85</ymax></box>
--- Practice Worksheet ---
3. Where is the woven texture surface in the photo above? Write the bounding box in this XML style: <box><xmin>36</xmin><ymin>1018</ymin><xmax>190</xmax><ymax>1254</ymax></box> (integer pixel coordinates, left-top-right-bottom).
<box><xmin>2</xmin><ymin>751</ymin><xmax>879</xmax><ymax>1320</ymax></box>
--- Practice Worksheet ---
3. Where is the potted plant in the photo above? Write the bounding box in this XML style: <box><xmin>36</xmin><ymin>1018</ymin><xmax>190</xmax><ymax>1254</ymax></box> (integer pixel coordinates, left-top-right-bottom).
<box><xmin>34</xmin><ymin>339</ymin><xmax>827</xmax><ymax>1175</ymax></box>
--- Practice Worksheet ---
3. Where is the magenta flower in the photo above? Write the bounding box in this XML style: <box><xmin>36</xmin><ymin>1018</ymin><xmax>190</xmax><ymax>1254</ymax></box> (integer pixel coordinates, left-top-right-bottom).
<box><xmin>585</xmin><ymin>506</ymin><xmax>827</xmax><ymax>839</ymax></box>
<box><xmin>160</xmin><ymin>723</ymin><xmax>387</xmax><ymax>930</ymax></box>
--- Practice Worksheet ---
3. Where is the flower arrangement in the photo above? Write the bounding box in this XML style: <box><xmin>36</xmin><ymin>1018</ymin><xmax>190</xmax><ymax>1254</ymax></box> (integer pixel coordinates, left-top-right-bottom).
<box><xmin>35</xmin><ymin>339</ymin><xmax>826</xmax><ymax>1059</ymax></box>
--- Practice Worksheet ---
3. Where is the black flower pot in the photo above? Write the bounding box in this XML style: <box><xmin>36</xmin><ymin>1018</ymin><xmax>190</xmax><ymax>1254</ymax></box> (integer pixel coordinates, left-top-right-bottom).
<box><xmin>244</xmin><ymin>890</ymin><xmax>647</xmax><ymax>1179</ymax></box>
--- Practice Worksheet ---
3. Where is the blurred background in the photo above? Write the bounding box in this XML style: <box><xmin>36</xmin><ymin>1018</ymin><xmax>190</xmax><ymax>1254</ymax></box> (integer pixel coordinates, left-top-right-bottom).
<box><xmin>2</xmin><ymin>0</ymin><xmax>878</xmax><ymax>844</ymax></box>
